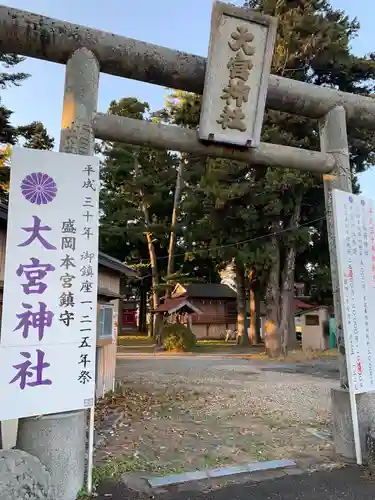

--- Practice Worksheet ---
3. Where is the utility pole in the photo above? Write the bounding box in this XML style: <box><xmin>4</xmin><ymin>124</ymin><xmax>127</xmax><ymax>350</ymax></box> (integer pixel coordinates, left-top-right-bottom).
<box><xmin>166</xmin><ymin>163</ymin><xmax>184</xmax><ymax>298</ymax></box>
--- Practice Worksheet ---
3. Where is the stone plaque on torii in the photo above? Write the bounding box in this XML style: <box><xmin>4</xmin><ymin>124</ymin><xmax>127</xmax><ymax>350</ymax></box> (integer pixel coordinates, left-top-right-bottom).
<box><xmin>199</xmin><ymin>3</ymin><xmax>277</xmax><ymax>147</ymax></box>
<box><xmin>0</xmin><ymin>1</ymin><xmax>375</xmax><ymax>498</ymax></box>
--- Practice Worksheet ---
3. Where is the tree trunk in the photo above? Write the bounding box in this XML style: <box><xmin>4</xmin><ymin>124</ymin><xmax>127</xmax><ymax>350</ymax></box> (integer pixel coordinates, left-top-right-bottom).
<box><xmin>279</xmin><ymin>250</ymin><xmax>295</xmax><ymax>356</ymax></box>
<box><xmin>279</xmin><ymin>193</ymin><xmax>302</xmax><ymax>355</ymax></box>
<box><xmin>287</xmin><ymin>286</ymin><xmax>297</xmax><ymax>349</ymax></box>
<box><xmin>249</xmin><ymin>268</ymin><xmax>256</xmax><ymax>344</ymax></box>
<box><xmin>136</xmin><ymin>157</ymin><xmax>161</xmax><ymax>339</ymax></box>
<box><xmin>264</xmin><ymin>231</ymin><xmax>281</xmax><ymax>357</ymax></box>
<box><xmin>140</xmin><ymin>199</ymin><xmax>160</xmax><ymax>338</ymax></box>
<box><xmin>236</xmin><ymin>259</ymin><xmax>248</xmax><ymax>346</ymax></box>
<box><xmin>144</xmin><ymin>225</ymin><xmax>160</xmax><ymax>336</ymax></box>
<box><xmin>254</xmin><ymin>281</ymin><xmax>262</xmax><ymax>344</ymax></box>
<box><xmin>166</xmin><ymin>163</ymin><xmax>183</xmax><ymax>299</ymax></box>
<box><xmin>138</xmin><ymin>285</ymin><xmax>147</xmax><ymax>334</ymax></box>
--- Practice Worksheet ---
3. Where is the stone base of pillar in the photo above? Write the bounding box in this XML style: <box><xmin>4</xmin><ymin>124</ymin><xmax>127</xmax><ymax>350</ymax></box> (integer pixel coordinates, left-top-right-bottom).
<box><xmin>16</xmin><ymin>410</ymin><xmax>86</xmax><ymax>500</ymax></box>
<box><xmin>331</xmin><ymin>387</ymin><xmax>375</xmax><ymax>462</ymax></box>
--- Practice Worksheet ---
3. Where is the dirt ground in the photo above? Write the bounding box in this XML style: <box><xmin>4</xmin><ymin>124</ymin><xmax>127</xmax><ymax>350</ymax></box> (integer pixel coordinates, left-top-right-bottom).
<box><xmin>94</xmin><ymin>354</ymin><xmax>337</xmax><ymax>478</ymax></box>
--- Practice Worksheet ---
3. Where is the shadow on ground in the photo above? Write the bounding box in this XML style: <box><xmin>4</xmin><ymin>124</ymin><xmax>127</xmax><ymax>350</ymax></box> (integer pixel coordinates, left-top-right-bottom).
<box><xmin>261</xmin><ymin>360</ymin><xmax>339</xmax><ymax>380</ymax></box>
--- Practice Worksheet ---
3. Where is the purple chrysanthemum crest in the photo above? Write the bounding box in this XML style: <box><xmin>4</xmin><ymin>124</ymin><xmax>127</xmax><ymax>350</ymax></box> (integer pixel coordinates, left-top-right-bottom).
<box><xmin>20</xmin><ymin>173</ymin><xmax>57</xmax><ymax>205</ymax></box>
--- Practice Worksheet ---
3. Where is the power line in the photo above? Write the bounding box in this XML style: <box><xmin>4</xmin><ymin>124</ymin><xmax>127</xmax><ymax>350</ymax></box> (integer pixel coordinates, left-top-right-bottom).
<box><xmin>127</xmin><ymin>214</ymin><xmax>326</xmax><ymax>265</ymax></box>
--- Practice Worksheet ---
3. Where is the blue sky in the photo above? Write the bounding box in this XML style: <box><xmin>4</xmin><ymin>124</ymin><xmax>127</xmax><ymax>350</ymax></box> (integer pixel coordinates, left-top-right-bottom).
<box><xmin>2</xmin><ymin>0</ymin><xmax>374</xmax><ymax>194</ymax></box>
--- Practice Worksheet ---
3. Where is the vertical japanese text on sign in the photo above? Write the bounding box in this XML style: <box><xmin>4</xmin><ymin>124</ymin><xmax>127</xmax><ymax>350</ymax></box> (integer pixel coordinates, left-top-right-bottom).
<box><xmin>217</xmin><ymin>26</ymin><xmax>254</xmax><ymax>132</ymax></box>
<box><xmin>333</xmin><ymin>190</ymin><xmax>375</xmax><ymax>394</ymax></box>
<box><xmin>198</xmin><ymin>3</ymin><xmax>277</xmax><ymax>147</ymax></box>
<box><xmin>0</xmin><ymin>148</ymin><xmax>99</xmax><ymax>421</ymax></box>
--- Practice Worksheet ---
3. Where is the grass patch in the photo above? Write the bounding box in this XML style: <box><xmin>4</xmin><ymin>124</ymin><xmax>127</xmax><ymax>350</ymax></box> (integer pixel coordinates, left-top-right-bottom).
<box><xmin>193</xmin><ymin>454</ymin><xmax>234</xmax><ymax>469</ymax></box>
<box><xmin>117</xmin><ymin>335</ymin><xmax>154</xmax><ymax>348</ymax></box>
<box><xmin>76</xmin><ymin>488</ymin><xmax>90</xmax><ymax>500</ymax></box>
<box><xmin>194</xmin><ymin>342</ymin><xmax>237</xmax><ymax>352</ymax></box>
<box><xmin>198</xmin><ymin>339</ymin><xmax>235</xmax><ymax>344</ymax></box>
<box><xmin>94</xmin><ymin>455</ymin><xmax>185</xmax><ymax>486</ymax></box>
<box><xmin>197</xmin><ymin>340</ymin><xmax>236</xmax><ymax>346</ymax></box>
<box><xmin>118</xmin><ymin>335</ymin><xmax>152</xmax><ymax>342</ymax></box>
<box><xmin>76</xmin><ymin>456</ymin><xmax>186</xmax><ymax>498</ymax></box>
<box><xmin>192</xmin><ymin>340</ymin><xmax>265</xmax><ymax>354</ymax></box>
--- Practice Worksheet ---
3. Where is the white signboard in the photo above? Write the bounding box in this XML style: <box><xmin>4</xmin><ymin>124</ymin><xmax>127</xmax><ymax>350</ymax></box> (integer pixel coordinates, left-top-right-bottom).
<box><xmin>333</xmin><ymin>189</ymin><xmax>375</xmax><ymax>395</ymax></box>
<box><xmin>198</xmin><ymin>2</ymin><xmax>277</xmax><ymax>148</ymax></box>
<box><xmin>0</xmin><ymin>147</ymin><xmax>99</xmax><ymax>421</ymax></box>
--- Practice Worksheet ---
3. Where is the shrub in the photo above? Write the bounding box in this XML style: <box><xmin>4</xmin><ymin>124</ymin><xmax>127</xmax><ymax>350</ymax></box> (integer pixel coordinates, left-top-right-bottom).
<box><xmin>162</xmin><ymin>323</ymin><xmax>196</xmax><ymax>352</ymax></box>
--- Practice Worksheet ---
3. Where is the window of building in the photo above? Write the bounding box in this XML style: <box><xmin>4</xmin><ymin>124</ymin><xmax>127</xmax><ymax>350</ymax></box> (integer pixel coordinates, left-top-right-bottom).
<box><xmin>225</xmin><ymin>301</ymin><xmax>237</xmax><ymax>318</ymax></box>
<box><xmin>99</xmin><ymin>304</ymin><xmax>114</xmax><ymax>339</ymax></box>
<box><xmin>305</xmin><ymin>314</ymin><xmax>319</xmax><ymax>326</ymax></box>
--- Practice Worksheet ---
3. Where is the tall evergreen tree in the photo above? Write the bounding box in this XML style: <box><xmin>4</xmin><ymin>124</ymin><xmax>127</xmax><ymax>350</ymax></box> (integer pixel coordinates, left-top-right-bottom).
<box><xmin>242</xmin><ymin>0</ymin><xmax>375</xmax><ymax>355</ymax></box>
<box><xmin>99</xmin><ymin>97</ymin><xmax>179</xmax><ymax>334</ymax></box>
<box><xmin>160</xmin><ymin>91</ymin><xmax>267</xmax><ymax>345</ymax></box>
<box><xmin>0</xmin><ymin>54</ymin><xmax>29</xmax><ymax>200</ymax></box>
<box><xmin>0</xmin><ymin>54</ymin><xmax>29</xmax><ymax>144</ymax></box>
<box><xmin>17</xmin><ymin>121</ymin><xmax>54</xmax><ymax>150</ymax></box>
<box><xmin>0</xmin><ymin>55</ymin><xmax>54</xmax><ymax>202</ymax></box>
<box><xmin>159</xmin><ymin>0</ymin><xmax>375</xmax><ymax>355</ymax></box>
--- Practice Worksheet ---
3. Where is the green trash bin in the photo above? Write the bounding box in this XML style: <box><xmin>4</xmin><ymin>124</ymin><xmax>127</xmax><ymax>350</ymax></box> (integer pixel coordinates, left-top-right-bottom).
<box><xmin>329</xmin><ymin>316</ymin><xmax>337</xmax><ymax>349</ymax></box>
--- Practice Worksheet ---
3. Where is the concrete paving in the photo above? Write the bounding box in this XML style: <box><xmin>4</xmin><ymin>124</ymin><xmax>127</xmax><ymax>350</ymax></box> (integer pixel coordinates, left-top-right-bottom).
<box><xmin>96</xmin><ymin>467</ymin><xmax>375</xmax><ymax>500</ymax></box>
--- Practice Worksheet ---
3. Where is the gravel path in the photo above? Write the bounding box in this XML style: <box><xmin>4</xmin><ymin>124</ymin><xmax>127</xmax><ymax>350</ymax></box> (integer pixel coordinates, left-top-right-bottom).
<box><xmin>95</xmin><ymin>356</ymin><xmax>337</xmax><ymax>474</ymax></box>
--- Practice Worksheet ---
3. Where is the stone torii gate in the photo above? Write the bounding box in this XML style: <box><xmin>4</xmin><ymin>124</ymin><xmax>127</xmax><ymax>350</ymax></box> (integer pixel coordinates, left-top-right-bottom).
<box><xmin>1</xmin><ymin>1</ymin><xmax>375</xmax><ymax>498</ymax></box>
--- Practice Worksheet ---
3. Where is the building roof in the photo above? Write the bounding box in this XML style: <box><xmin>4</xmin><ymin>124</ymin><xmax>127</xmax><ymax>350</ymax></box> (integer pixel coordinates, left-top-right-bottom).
<box><xmin>295</xmin><ymin>304</ymin><xmax>328</xmax><ymax>316</ymax></box>
<box><xmin>176</xmin><ymin>283</ymin><xmax>237</xmax><ymax>299</ymax></box>
<box><xmin>98</xmin><ymin>252</ymin><xmax>138</xmax><ymax>278</ymax></box>
<box><xmin>98</xmin><ymin>287</ymin><xmax>124</xmax><ymax>300</ymax></box>
<box><xmin>295</xmin><ymin>299</ymin><xmax>315</xmax><ymax>310</ymax></box>
<box><xmin>0</xmin><ymin>202</ymin><xmax>137</xmax><ymax>278</ymax></box>
<box><xmin>155</xmin><ymin>297</ymin><xmax>202</xmax><ymax>315</ymax></box>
